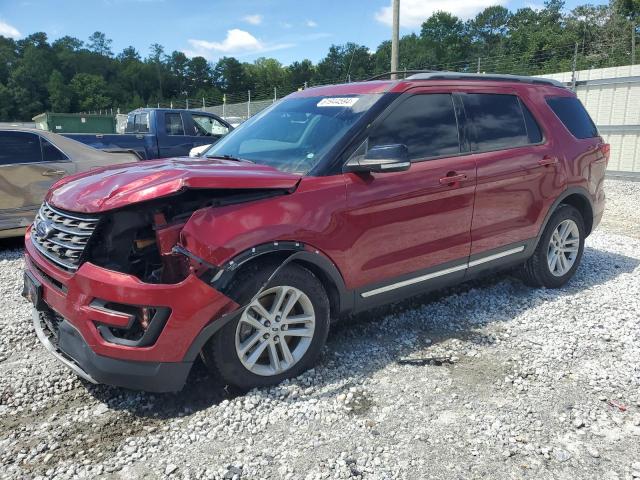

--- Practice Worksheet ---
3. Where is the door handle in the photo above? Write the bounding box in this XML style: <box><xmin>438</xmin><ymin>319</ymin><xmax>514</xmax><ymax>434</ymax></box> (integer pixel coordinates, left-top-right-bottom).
<box><xmin>42</xmin><ymin>169</ymin><xmax>66</xmax><ymax>177</ymax></box>
<box><xmin>538</xmin><ymin>156</ymin><xmax>558</xmax><ymax>167</ymax></box>
<box><xmin>439</xmin><ymin>173</ymin><xmax>467</xmax><ymax>185</ymax></box>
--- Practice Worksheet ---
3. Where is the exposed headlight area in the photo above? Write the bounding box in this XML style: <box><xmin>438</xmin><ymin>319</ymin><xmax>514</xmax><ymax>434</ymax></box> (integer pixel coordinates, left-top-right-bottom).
<box><xmin>74</xmin><ymin>188</ymin><xmax>286</xmax><ymax>285</ymax></box>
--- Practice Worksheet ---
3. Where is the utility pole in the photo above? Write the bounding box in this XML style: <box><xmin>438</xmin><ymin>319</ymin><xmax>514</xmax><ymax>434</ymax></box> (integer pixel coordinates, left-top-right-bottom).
<box><xmin>477</xmin><ymin>57</ymin><xmax>481</xmax><ymax>74</ymax></box>
<box><xmin>632</xmin><ymin>21</ymin><xmax>636</xmax><ymax>65</ymax></box>
<box><xmin>390</xmin><ymin>0</ymin><xmax>400</xmax><ymax>79</ymax></box>
<box><xmin>571</xmin><ymin>42</ymin><xmax>579</xmax><ymax>91</ymax></box>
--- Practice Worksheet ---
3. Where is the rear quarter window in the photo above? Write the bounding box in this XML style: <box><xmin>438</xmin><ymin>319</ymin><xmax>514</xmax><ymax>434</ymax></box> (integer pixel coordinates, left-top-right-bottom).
<box><xmin>546</xmin><ymin>96</ymin><xmax>598</xmax><ymax>139</ymax></box>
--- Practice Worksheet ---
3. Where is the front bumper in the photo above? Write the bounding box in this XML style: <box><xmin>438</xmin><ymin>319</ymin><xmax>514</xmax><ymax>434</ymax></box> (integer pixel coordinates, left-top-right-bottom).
<box><xmin>24</xmin><ymin>228</ymin><xmax>239</xmax><ymax>391</ymax></box>
<box><xmin>32</xmin><ymin>308</ymin><xmax>191</xmax><ymax>392</ymax></box>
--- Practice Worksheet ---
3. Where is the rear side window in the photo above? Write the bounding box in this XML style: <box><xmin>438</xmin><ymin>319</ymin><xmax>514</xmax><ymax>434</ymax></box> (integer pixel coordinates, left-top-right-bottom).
<box><xmin>41</xmin><ymin>137</ymin><xmax>68</xmax><ymax>162</ymax></box>
<box><xmin>165</xmin><ymin>113</ymin><xmax>185</xmax><ymax>136</ymax></box>
<box><xmin>369</xmin><ymin>93</ymin><xmax>460</xmax><ymax>160</ymax></box>
<box><xmin>462</xmin><ymin>93</ymin><xmax>532</xmax><ymax>151</ymax></box>
<box><xmin>134</xmin><ymin>113</ymin><xmax>150</xmax><ymax>133</ymax></box>
<box><xmin>0</xmin><ymin>131</ymin><xmax>42</xmax><ymax>165</ymax></box>
<box><xmin>546</xmin><ymin>96</ymin><xmax>598</xmax><ymax>139</ymax></box>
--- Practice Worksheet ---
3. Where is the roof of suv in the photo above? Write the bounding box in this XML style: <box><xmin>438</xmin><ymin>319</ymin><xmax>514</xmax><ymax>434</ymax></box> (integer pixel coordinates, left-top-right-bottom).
<box><xmin>405</xmin><ymin>71</ymin><xmax>566</xmax><ymax>88</ymax></box>
<box><xmin>291</xmin><ymin>71</ymin><xmax>568</xmax><ymax>98</ymax></box>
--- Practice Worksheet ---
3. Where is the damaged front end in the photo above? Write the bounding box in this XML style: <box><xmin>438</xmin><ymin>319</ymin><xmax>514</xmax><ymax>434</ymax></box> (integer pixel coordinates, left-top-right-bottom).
<box><xmin>83</xmin><ymin>188</ymin><xmax>288</xmax><ymax>285</ymax></box>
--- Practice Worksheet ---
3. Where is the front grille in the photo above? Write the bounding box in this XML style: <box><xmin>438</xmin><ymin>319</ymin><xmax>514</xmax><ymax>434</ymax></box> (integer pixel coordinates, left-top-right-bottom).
<box><xmin>31</xmin><ymin>203</ymin><xmax>100</xmax><ymax>271</ymax></box>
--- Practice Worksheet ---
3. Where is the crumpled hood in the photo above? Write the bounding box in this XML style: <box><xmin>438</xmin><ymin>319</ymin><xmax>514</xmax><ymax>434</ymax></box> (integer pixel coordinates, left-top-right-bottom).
<box><xmin>46</xmin><ymin>157</ymin><xmax>301</xmax><ymax>213</ymax></box>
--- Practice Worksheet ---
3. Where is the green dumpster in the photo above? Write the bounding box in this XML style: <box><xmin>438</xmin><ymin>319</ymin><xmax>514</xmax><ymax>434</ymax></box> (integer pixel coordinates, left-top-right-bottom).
<box><xmin>32</xmin><ymin>112</ymin><xmax>116</xmax><ymax>134</ymax></box>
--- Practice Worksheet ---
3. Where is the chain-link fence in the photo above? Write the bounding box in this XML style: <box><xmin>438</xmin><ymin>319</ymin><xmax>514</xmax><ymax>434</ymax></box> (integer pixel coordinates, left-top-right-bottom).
<box><xmin>87</xmin><ymin>37</ymin><xmax>637</xmax><ymax>122</ymax></box>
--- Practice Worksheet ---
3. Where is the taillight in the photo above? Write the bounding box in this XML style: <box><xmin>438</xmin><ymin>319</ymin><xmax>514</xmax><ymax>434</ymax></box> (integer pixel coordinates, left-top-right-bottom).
<box><xmin>599</xmin><ymin>143</ymin><xmax>610</xmax><ymax>164</ymax></box>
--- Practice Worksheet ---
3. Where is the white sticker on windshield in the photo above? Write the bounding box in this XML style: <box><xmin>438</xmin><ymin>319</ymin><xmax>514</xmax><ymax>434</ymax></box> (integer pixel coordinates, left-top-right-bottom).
<box><xmin>317</xmin><ymin>97</ymin><xmax>359</xmax><ymax>107</ymax></box>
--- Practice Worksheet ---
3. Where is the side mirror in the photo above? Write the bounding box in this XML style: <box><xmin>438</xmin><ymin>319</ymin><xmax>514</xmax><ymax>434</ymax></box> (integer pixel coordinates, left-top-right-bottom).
<box><xmin>345</xmin><ymin>144</ymin><xmax>410</xmax><ymax>173</ymax></box>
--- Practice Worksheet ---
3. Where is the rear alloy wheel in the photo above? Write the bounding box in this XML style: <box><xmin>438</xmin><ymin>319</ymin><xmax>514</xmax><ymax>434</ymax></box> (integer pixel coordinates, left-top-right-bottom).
<box><xmin>519</xmin><ymin>204</ymin><xmax>585</xmax><ymax>288</ymax></box>
<box><xmin>203</xmin><ymin>263</ymin><xmax>330</xmax><ymax>390</ymax></box>
<box><xmin>547</xmin><ymin>219</ymin><xmax>580</xmax><ymax>277</ymax></box>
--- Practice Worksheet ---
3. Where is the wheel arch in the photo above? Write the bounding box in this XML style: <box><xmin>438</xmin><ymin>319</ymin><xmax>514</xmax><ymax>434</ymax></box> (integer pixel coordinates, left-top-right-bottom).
<box><xmin>222</xmin><ymin>244</ymin><xmax>353</xmax><ymax>319</ymax></box>
<box><xmin>182</xmin><ymin>242</ymin><xmax>353</xmax><ymax>362</ymax></box>
<box><xmin>559</xmin><ymin>192</ymin><xmax>594</xmax><ymax>236</ymax></box>
<box><xmin>537</xmin><ymin>187</ymin><xmax>594</xmax><ymax>246</ymax></box>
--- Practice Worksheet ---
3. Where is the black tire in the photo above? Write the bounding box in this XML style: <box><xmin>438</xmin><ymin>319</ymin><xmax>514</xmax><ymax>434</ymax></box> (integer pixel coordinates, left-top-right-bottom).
<box><xmin>519</xmin><ymin>204</ymin><xmax>585</xmax><ymax>288</ymax></box>
<box><xmin>201</xmin><ymin>262</ymin><xmax>330</xmax><ymax>390</ymax></box>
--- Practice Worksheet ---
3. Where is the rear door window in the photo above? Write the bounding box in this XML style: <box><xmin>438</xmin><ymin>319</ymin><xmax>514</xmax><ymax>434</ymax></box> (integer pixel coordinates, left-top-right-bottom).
<box><xmin>134</xmin><ymin>113</ymin><xmax>150</xmax><ymax>133</ymax></box>
<box><xmin>0</xmin><ymin>131</ymin><xmax>43</xmax><ymax>165</ymax></box>
<box><xmin>546</xmin><ymin>96</ymin><xmax>598</xmax><ymax>139</ymax></box>
<box><xmin>165</xmin><ymin>113</ymin><xmax>185</xmax><ymax>136</ymax></box>
<box><xmin>369</xmin><ymin>93</ymin><xmax>460</xmax><ymax>160</ymax></box>
<box><xmin>462</xmin><ymin>93</ymin><xmax>531</xmax><ymax>151</ymax></box>
<box><xmin>41</xmin><ymin>137</ymin><xmax>68</xmax><ymax>162</ymax></box>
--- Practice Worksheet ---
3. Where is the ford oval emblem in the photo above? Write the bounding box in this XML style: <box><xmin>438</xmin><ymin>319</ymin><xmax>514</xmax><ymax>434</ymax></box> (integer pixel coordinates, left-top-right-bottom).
<box><xmin>35</xmin><ymin>219</ymin><xmax>55</xmax><ymax>239</ymax></box>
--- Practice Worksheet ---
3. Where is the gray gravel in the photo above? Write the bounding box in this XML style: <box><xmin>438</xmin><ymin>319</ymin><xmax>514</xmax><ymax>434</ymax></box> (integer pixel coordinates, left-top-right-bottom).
<box><xmin>1</xmin><ymin>179</ymin><xmax>639</xmax><ymax>480</ymax></box>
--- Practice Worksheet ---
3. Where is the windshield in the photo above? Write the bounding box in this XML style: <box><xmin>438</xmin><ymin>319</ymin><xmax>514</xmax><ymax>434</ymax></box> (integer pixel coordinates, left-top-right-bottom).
<box><xmin>205</xmin><ymin>94</ymin><xmax>383</xmax><ymax>174</ymax></box>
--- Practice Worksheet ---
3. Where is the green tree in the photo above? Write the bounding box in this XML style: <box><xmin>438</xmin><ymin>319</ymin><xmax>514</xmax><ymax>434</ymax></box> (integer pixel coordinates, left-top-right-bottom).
<box><xmin>315</xmin><ymin>43</ymin><xmax>373</xmax><ymax>84</ymax></box>
<box><xmin>288</xmin><ymin>59</ymin><xmax>314</xmax><ymax>88</ymax></box>
<box><xmin>187</xmin><ymin>56</ymin><xmax>212</xmax><ymax>94</ymax></box>
<box><xmin>148</xmin><ymin>43</ymin><xmax>166</xmax><ymax>99</ymax></box>
<box><xmin>70</xmin><ymin>73</ymin><xmax>110</xmax><ymax>111</ymax></box>
<box><xmin>0</xmin><ymin>82</ymin><xmax>13</xmax><ymax>119</ymax></box>
<box><xmin>87</xmin><ymin>31</ymin><xmax>113</xmax><ymax>56</ymax></box>
<box><xmin>468</xmin><ymin>6</ymin><xmax>511</xmax><ymax>57</ymax></box>
<box><xmin>47</xmin><ymin>70</ymin><xmax>71</xmax><ymax>112</ymax></box>
<box><xmin>118</xmin><ymin>46</ymin><xmax>141</xmax><ymax>63</ymax></box>
<box><xmin>213</xmin><ymin>56</ymin><xmax>250</xmax><ymax>93</ymax></box>
<box><xmin>168</xmin><ymin>51</ymin><xmax>189</xmax><ymax>94</ymax></box>
<box><xmin>0</xmin><ymin>36</ymin><xmax>17</xmax><ymax>85</ymax></box>
<box><xmin>420</xmin><ymin>11</ymin><xmax>469</xmax><ymax>67</ymax></box>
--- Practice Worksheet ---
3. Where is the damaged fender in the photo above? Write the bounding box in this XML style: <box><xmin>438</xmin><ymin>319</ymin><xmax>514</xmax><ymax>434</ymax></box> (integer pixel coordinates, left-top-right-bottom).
<box><xmin>181</xmin><ymin>244</ymin><xmax>353</xmax><ymax>362</ymax></box>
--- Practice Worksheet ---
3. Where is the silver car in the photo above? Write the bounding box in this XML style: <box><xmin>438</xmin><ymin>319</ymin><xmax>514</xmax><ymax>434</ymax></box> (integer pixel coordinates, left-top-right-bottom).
<box><xmin>0</xmin><ymin>128</ymin><xmax>138</xmax><ymax>238</ymax></box>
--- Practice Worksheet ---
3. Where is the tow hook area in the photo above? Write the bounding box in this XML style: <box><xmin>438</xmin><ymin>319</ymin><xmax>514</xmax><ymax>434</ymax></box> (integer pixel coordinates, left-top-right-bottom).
<box><xmin>32</xmin><ymin>309</ymin><xmax>98</xmax><ymax>384</ymax></box>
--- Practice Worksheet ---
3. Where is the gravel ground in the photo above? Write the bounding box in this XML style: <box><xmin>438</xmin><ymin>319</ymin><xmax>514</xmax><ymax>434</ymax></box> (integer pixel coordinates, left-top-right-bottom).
<box><xmin>1</xmin><ymin>179</ymin><xmax>639</xmax><ymax>480</ymax></box>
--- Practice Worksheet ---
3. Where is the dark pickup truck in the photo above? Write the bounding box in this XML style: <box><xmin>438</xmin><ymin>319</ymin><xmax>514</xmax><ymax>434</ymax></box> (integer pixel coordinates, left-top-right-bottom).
<box><xmin>63</xmin><ymin>108</ymin><xmax>232</xmax><ymax>160</ymax></box>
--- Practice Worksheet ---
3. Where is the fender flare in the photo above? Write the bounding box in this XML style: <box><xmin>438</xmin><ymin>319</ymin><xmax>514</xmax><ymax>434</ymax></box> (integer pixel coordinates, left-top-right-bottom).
<box><xmin>534</xmin><ymin>186</ymin><xmax>594</xmax><ymax>248</ymax></box>
<box><xmin>182</xmin><ymin>242</ymin><xmax>354</xmax><ymax>362</ymax></box>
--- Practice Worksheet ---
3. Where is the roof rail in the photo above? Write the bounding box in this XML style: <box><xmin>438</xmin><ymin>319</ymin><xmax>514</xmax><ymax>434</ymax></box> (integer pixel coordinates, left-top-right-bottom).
<box><xmin>406</xmin><ymin>71</ymin><xmax>566</xmax><ymax>88</ymax></box>
<box><xmin>366</xmin><ymin>70</ymin><xmax>439</xmax><ymax>81</ymax></box>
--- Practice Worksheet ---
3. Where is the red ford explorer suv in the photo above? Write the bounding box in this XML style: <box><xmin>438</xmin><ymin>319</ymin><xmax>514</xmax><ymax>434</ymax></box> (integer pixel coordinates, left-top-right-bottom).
<box><xmin>23</xmin><ymin>72</ymin><xmax>608</xmax><ymax>392</ymax></box>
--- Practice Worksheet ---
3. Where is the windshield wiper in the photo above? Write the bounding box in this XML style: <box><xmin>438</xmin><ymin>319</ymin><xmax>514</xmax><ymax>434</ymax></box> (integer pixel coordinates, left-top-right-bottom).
<box><xmin>207</xmin><ymin>154</ymin><xmax>254</xmax><ymax>164</ymax></box>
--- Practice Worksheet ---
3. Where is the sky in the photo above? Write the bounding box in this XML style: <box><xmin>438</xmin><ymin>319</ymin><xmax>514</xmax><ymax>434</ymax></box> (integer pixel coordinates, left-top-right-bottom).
<box><xmin>0</xmin><ymin>0</ymin><xmax>608</xmax><ymax>65</ymax></box>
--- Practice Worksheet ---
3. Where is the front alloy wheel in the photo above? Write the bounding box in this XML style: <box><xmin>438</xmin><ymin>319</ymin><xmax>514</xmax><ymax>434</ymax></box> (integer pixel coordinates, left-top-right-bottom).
<box><xmin>235</xmin><ymin>286</ymin><xmax>315</xmax><ymax>376</ymax></box>
<box><xmin>203</xmin><ymin>263</ymin><xmax>330</xmax><ymax>390</ymax></box>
